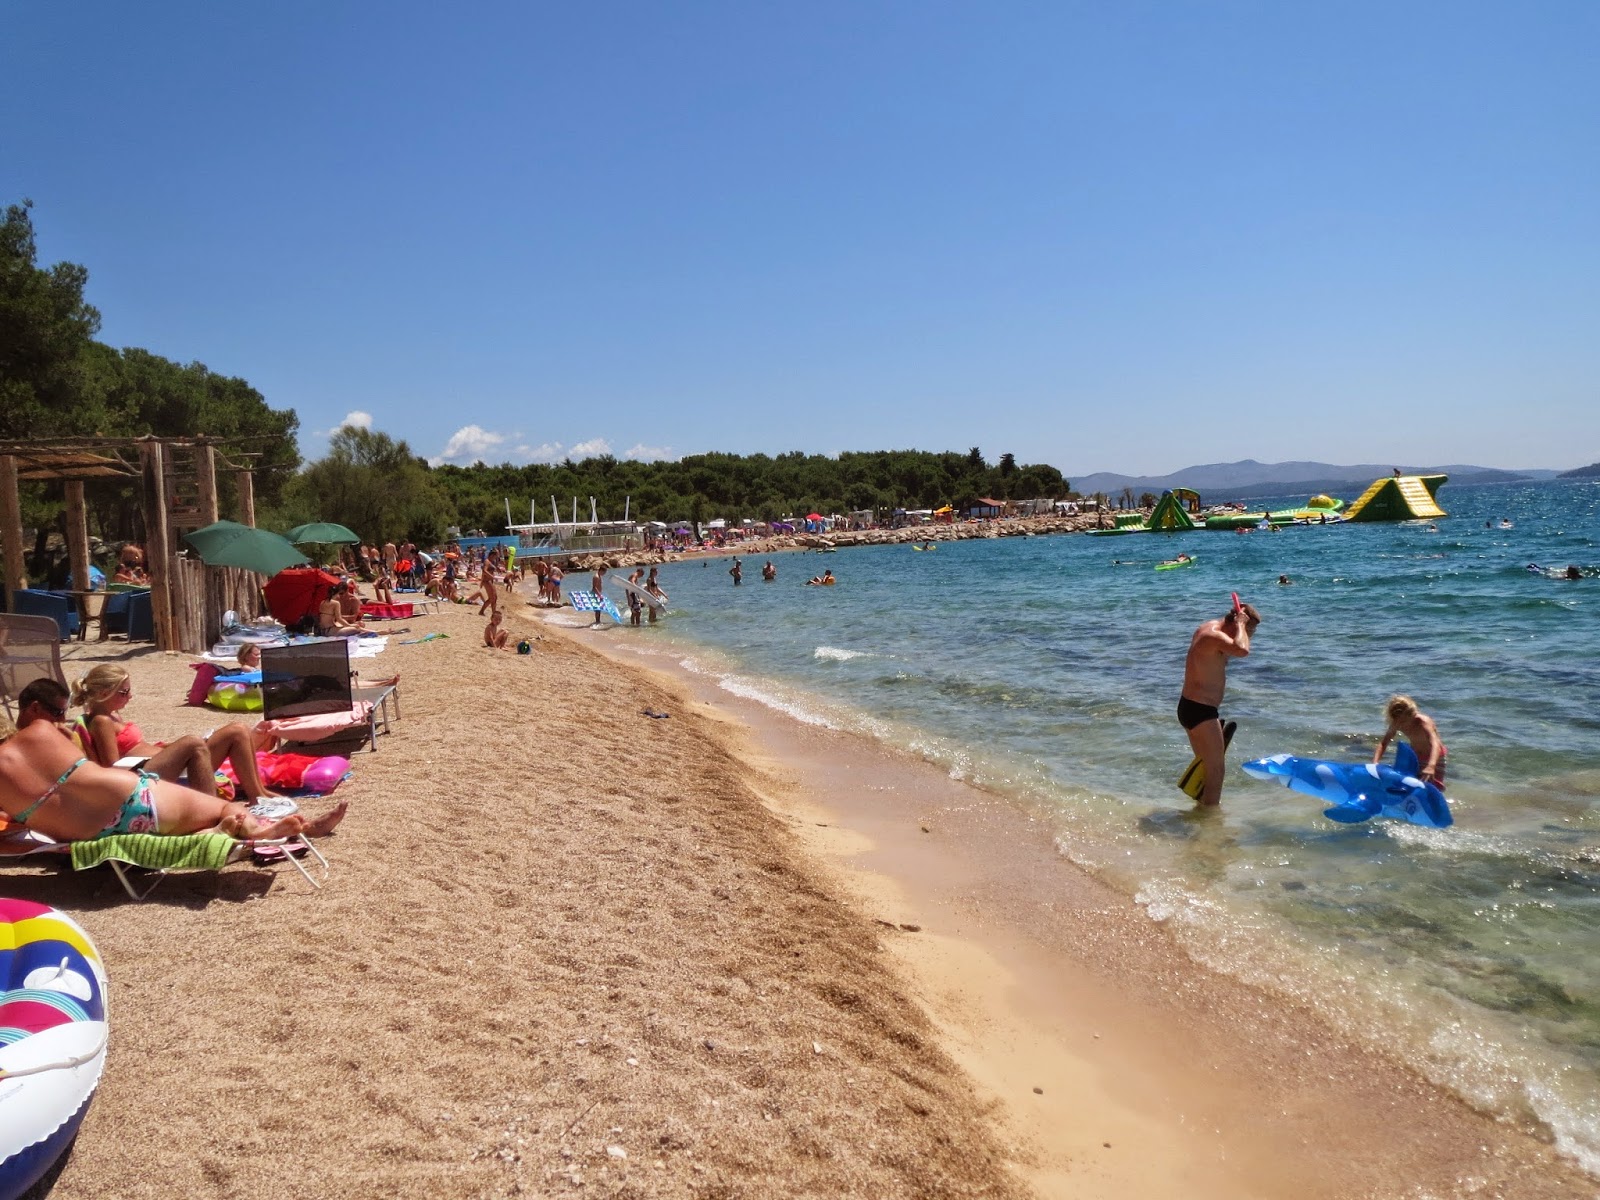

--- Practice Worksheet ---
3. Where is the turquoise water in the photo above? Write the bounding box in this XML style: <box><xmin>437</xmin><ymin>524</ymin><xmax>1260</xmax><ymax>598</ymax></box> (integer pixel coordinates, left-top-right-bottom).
<box><xmin>609</xmin><ymin>482</ymin><xmax>1600</xmax><ymax>1171</ymax></box>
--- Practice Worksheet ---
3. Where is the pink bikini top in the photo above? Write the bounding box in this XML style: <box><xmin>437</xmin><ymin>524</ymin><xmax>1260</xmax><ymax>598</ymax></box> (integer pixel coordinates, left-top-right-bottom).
<box><xmin>114</xmin><ymin>721</ymin><xmax>145</xmax><ymax>756</ymax></box>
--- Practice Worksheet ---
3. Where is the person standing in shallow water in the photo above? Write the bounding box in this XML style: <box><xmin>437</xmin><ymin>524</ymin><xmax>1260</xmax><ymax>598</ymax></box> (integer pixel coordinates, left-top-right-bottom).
<box><xmin>729</xmin><ymin>557</ymin><xmax>742</xmax><ymax>585</ymax></box>
<box><xmin>1176</xmin><ymin>600</ymin><xmax>1261</xmax><ymax>807</ymax></box>
<box><xmin>590</xmin><ymin>564</ymin><xmax>607</xmax><ymax>626</ymax></box>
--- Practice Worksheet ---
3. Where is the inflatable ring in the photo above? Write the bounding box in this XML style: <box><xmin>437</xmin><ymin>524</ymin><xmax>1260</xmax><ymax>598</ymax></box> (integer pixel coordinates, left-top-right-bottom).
<box><xmin>0</xmin><ymin>901</ymin><xmax>109</xmax><ymax>1200</ymax></box>
<box><xmin>206</xmin><ymin>683</ymin><xmax>264</xmax><ymax>713</ymax></box>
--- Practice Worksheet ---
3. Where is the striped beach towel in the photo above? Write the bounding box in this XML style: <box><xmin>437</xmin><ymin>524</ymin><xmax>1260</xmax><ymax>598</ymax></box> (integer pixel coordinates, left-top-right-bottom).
<box><xmin>70</xmin><ymin>833</ymin><xmax>236</xmax><ymax>873</ymax></box>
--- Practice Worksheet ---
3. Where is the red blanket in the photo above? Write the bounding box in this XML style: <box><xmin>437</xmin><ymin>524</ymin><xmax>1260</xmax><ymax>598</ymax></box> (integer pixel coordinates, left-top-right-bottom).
<box><xmin>360</xmin><ymin>602</ymin><xmax>414</xmax><ymax>619</ymax></box>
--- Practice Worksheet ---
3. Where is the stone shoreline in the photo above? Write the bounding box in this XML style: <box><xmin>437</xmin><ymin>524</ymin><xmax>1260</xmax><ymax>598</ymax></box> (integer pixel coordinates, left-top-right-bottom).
<box><xmin>568</xmin><ymin>512</ymin><xmax>1111</xmax><ymax>570</ymax></box>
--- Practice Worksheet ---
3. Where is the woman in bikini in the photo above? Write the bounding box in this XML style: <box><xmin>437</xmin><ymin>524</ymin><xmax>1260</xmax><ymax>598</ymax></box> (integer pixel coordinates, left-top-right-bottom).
<box><xmin>0</xmin><ymin>718</ymin><xmax>338</xmax><ymax>842</ymax></box>
<box><xmin>73</xmin><ymin>665</ymin><xmax>283</xmax><ymax>803</ymax></box>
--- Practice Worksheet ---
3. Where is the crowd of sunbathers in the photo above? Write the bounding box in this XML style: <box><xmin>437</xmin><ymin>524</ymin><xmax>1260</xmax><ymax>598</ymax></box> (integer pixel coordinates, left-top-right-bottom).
<box><xmin>1</xmin><ymin>671</ymin><xmax>347</xmax><ymax>845</ymax></box>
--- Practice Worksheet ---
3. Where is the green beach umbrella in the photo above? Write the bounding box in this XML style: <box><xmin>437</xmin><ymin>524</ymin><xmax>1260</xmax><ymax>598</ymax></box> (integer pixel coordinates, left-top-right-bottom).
<box><xmin>286</xmin><ymin>521</ymin><xmax>361</xmax><ymax>546</ymax></box>
<box><xmin>183</xmin><ymin>520</ymin><xmax>309</xmax><ymax>576</ymax></box>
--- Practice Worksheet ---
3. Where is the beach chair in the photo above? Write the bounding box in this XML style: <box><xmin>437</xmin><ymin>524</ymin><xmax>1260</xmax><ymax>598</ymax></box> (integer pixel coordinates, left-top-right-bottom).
<box><xmin>0</xmin><ymin>615</ymin><xmax>69</xmax><ymax>720</ymax></box>
<box><xmin>0</xmin><ymin>827</ymin><xmax>327</xmax><ymax>900</ymax></box>
<box><xmin>8</xmin><ymin>591</ymin><xmax>78</xmax><ymax>641</ymax></box>
<box><xmin>258</xmin><ymin>640</ymin><xmax>398</xmax><ymax>753</ymax></box>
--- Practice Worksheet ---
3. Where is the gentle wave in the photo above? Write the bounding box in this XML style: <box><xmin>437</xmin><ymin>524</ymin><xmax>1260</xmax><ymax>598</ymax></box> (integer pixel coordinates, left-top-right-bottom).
<box><xmin>813</xmin><ymin>645</ymin><xmax>870</xmax><ymax>661</ymax></box>
<box><xmin>714</xmin><ymin>676</ymin><xmax>840</xmax><ymax>729</ymax></box>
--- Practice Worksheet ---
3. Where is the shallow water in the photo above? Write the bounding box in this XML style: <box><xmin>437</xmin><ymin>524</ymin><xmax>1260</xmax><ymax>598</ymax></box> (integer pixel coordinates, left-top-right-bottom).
<box><xmin>606</xmin><ymin>480</ymin><xmax>1600</xmax><ymax>1173</ymax></box>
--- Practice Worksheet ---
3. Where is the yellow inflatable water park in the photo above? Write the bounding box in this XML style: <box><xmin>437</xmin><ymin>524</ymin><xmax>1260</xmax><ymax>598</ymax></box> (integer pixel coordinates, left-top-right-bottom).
<box><xmin>1203</xmin><ymin>493</ymin><xmax>1346</xmax><ymax>530</ymax></box>
<box><xmin>1342</xmin><ymin>474</ymin><xmax>1448</xmax><ymax>522</ymax></box>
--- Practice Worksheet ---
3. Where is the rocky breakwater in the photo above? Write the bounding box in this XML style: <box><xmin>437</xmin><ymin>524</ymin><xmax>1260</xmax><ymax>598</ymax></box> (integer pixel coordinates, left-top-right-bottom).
<box><xmin>821</xmin><ymin>513</ymin><xmax>1104</xmax><ymax>549</ymax></box>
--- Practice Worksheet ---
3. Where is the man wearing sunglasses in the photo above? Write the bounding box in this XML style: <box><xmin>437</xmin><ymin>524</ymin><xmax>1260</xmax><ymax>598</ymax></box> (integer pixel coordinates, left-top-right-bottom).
<box><xmin>13</xmin><ymin>678</ymin><xmax>72</xmax><ymax>729</ymax></box>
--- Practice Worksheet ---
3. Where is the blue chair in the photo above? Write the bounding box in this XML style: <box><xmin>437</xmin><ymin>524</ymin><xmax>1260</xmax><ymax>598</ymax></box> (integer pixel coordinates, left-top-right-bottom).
<box><xmin>9</xmin><ymin>590</ymin><xmax>78</xmax><ymax>641</ymax></box>
<box><xmin>100</xmin><ymin>591</ymin><xmax>132</xmax><ymax>638</ymax></box>
<box><xmin>124</xmin><ymin>590</ymin><xmax>154</xmax><ymax>642</ymax></box>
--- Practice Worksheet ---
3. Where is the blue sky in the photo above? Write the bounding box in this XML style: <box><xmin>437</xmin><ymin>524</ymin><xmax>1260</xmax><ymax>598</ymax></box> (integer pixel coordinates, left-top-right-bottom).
<box><xmin>7</xmin><ymin>2</ymin><xmax>1597</xmax><ymax>477</ymax></box>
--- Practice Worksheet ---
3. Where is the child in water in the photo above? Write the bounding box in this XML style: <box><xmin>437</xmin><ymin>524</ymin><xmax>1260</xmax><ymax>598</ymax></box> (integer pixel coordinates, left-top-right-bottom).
<box><xmin>1373</xmin><ymin>694</ymin><xmax>1446</xmax><ymax>786</ymax></box>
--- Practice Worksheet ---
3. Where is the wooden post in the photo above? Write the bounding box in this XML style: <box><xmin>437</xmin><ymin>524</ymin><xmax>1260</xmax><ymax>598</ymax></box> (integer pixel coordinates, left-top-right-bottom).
<box><xmin>235</xmin><ymin>469</ymin><xmax>256</xmax><ymax>527</ymax></box>
<box><xmin>0</xmin><ymin>455</ymin><xmax>26</xmax><ymax>600</ymax></box>
<box><xmin>65</xmin><ymin>480</ymin><xmax>91</xmax><ymax>594</ymax></box>
<box><xmin>196</xmin><ymin>444</ymin><xmax>219</xmax><ymax>525</ymax></box>
<box><xmin>138</xmin><ymin>439</ymin><xmax>176</xmax><ymax>651</ymax></box>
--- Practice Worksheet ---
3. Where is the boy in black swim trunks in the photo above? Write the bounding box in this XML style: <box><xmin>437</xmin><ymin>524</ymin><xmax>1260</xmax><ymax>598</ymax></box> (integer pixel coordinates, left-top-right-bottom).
<box><xmin>1177</xmin><ymin>599</ymin><xmax>1261</xmax><ymax>807</ymax></box>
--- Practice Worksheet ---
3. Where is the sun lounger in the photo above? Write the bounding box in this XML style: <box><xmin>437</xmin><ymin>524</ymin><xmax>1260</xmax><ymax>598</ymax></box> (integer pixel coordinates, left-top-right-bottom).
<box><xmin>260</xmin><ymin>641</ymin><xmax>399</xmax><ymax>752</ymax></box>
<box><xmin>0</xmin><ymin>827</ymin><xmax>327</xmax><ymax>900</ymax></box>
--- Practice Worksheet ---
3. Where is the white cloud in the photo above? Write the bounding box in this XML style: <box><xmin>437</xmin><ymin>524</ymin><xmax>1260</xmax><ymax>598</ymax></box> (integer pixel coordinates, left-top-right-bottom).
<box><xmin>624</xmin><ymin>443</ymin><xmax>674</xmax><ymax>462</ymax></box>
<box><xmin>428</xmin><ymin>432</ymin><xmax>669</xmax><ymax>467</ymax></box>
<box><xmin>312</xmin><ymin>409</ymin><xmax>376</xmax><ymax>440</ymax></box>
<box><xmin>567</xmin><ymin>438</ymin><xmax>613</xmax><ymax>460</ymax></box>
<box><xmin>514</xmin><ymin>442</ymin><xmax>566</xmax><ymax>463</ymax></box>
<box><xmin>431</xmin><ymin>424</ymin><xmax>509</xmax><ymax>466</ymax></box>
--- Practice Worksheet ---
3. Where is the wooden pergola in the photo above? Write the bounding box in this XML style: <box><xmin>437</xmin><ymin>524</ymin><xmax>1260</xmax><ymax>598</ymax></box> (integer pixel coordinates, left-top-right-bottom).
<box><xmin>0</xmin><ymin>435</ymin><xmax>266</xmax><ymax>652</ymax></box>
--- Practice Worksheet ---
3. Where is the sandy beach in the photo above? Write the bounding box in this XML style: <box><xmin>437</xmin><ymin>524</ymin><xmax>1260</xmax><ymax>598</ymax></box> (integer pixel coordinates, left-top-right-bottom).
<box><xmin>11</xmin><ymin>597</ymin><xmax>1595</xmax><ymax>1199</ymax></box>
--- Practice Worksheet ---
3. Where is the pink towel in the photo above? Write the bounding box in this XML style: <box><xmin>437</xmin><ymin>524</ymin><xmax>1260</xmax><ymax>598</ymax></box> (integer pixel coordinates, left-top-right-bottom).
<box><xmin>257</xmin><ymin>702</ymin><xmax>374</xmax><ymax>742</ymax></box>
<box><xmin>360</xmin><ymin>602</ymin><xmax>414</xmax><ymax>619</ymax></box>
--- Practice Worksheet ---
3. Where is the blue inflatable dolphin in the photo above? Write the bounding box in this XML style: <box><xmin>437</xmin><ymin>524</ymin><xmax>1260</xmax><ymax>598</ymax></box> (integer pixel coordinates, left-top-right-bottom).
<box><xmin>1241</xmin><ymin>743</ymin><xmax>1452</xmax><ymax>828</ymax></box>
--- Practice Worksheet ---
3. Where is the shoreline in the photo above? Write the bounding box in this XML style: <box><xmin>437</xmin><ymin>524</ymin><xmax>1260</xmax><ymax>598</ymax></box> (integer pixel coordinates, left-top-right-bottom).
<box><xmin>566</xmin><ymin>610</ymin><xmax>1599</xmax><ymax>1198</ymax></box>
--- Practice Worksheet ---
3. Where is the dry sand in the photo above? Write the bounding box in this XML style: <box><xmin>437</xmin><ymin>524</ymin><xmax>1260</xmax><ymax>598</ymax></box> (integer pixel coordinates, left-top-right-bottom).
<box><xmin>10</xmin><ymin>598</ymin><xmax>1595</xmax><ymax>1199</ymax></box>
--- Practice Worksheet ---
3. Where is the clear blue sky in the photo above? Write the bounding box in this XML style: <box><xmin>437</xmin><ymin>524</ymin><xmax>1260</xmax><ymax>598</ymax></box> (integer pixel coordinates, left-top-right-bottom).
<box><xmin>7</xmin><ymin>1</ymin><xmax>1598</xmax><ymax>477</ymax></box>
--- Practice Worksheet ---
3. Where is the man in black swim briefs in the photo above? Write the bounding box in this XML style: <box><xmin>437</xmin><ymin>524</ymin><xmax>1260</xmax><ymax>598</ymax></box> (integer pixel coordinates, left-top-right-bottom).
<box><xmin>1178</xmin><ymin>600</ymin><xmax>1261</xmax><ymax>807</ymax></box>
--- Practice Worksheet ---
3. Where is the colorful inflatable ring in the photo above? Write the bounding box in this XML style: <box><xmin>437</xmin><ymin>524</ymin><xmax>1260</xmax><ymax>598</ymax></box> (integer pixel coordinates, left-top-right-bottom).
<box><xmin>206</xmin><ymin>683</ymin><xmax>264</xmax><ymax>713</ymax></box>
<box><xmin>0</xmin><ymin>900</ymin><xmax>109</xmax><ymax>1200</ymax></box>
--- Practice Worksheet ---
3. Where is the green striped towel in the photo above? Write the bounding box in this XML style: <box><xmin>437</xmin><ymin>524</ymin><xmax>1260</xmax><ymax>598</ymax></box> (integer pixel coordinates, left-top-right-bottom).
<box><xmin>71</xmin><ymin>832</ymin><xmax>237</xmax><ymax>873</ymax></box>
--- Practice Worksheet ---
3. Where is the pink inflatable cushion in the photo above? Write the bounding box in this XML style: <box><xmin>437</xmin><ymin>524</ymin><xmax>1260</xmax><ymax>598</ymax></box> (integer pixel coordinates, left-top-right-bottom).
<box><xmin>219</xmin><ymin>751</ymin><xmax>351</xmax><ymax>794</ymax></box>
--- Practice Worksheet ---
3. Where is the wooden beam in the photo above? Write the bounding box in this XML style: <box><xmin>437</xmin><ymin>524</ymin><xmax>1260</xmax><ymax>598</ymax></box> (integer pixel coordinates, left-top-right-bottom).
<box><xmin>65</xmin><ymin>480</ymin><xmax>91</xmax><ymax>595</ymax></box>
<box><xmin>138</xmin><ymin>440</ymin><xmax>176</xmax><ymax>652</ymax></box>
<box><xmin>235</xmin><ymin>469</ymin><xmax>256</xmax><ymax>527</ymax></box>
<box><xmin>0</xmin><ymin>455</ymin><xmax>27</xmax><ymax>598</ymax></box>
<box><xmin>196</xmin><ymin>443</ymin><xmax>219</xmax><ymax>525</ymax></box>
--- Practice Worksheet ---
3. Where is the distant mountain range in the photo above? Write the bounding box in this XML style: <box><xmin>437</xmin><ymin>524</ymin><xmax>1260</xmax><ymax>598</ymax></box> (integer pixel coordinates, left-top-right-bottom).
<box><xmin>1069</xmin><ymin>460</ymin><xmax>1565</xmax><ymax>502</ymax></box>
<box><xmin>1558</xmin><ymin>462</ymin><xmax>1600</xmax><ymax>479</ymax></box>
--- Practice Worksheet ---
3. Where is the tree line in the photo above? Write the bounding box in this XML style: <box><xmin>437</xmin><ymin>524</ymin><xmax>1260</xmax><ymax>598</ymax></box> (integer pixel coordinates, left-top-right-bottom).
<box><xmin>4</xmin><ymin>199</ymin><xmax>1074</xmax><ymax>556</ymax></box>
<box><xmin>430</xmin><ymin>447</ymin><xmax>1069</xmax><ymax>537</ymax></box>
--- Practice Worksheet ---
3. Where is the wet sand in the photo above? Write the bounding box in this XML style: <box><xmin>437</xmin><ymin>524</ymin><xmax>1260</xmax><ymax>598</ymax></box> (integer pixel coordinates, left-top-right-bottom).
<box><xmin>12</xmin><ymin>597</ymin><xmax>1595</xmax><ymax>1198</ymax></box>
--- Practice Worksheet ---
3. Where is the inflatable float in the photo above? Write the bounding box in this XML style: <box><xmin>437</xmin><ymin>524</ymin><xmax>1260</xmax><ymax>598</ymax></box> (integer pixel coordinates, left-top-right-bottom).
<box><xmin>1155</xmin><ymin>554</ymin><xmax>1197</xmax><ymax>570</ymax></box>
<box><xmin>0</xmin><ymin>901</ymin><xmax>109</xmax><ymax>1200</ymax></box>
<box><xmin>1241</xmin><ymin>744</ymin><xmax>1452</xmax><ymax>828</ymax></box>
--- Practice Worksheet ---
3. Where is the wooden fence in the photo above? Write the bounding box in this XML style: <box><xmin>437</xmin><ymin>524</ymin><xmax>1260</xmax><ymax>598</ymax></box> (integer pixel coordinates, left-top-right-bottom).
<box><xmin>169</xmin><ymin>558</ymin><xmax>264</xmax><ymax>653</ymax></box>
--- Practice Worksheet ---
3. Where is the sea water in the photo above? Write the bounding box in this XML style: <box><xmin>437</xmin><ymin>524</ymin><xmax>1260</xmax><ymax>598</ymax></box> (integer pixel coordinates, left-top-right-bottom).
<box><xmin>608</xmin><ymin>481</ymin><xmax>1600</xmax><ymax>1173</ymax></box>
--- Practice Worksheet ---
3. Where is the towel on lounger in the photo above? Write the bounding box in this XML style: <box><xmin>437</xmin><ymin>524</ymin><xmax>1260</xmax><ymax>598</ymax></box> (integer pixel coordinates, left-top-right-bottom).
<box><xmin>71</xmin><ymin>832</ymin><xmax>236</xmax><ymax>873</ymax></box>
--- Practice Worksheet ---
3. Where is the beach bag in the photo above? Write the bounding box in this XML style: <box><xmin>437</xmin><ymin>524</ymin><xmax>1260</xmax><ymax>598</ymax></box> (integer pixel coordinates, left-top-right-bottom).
<box><xmin>188</xmin><ymin>661</ymin><xmax>222</xmax><ymax>706</ymax></box>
